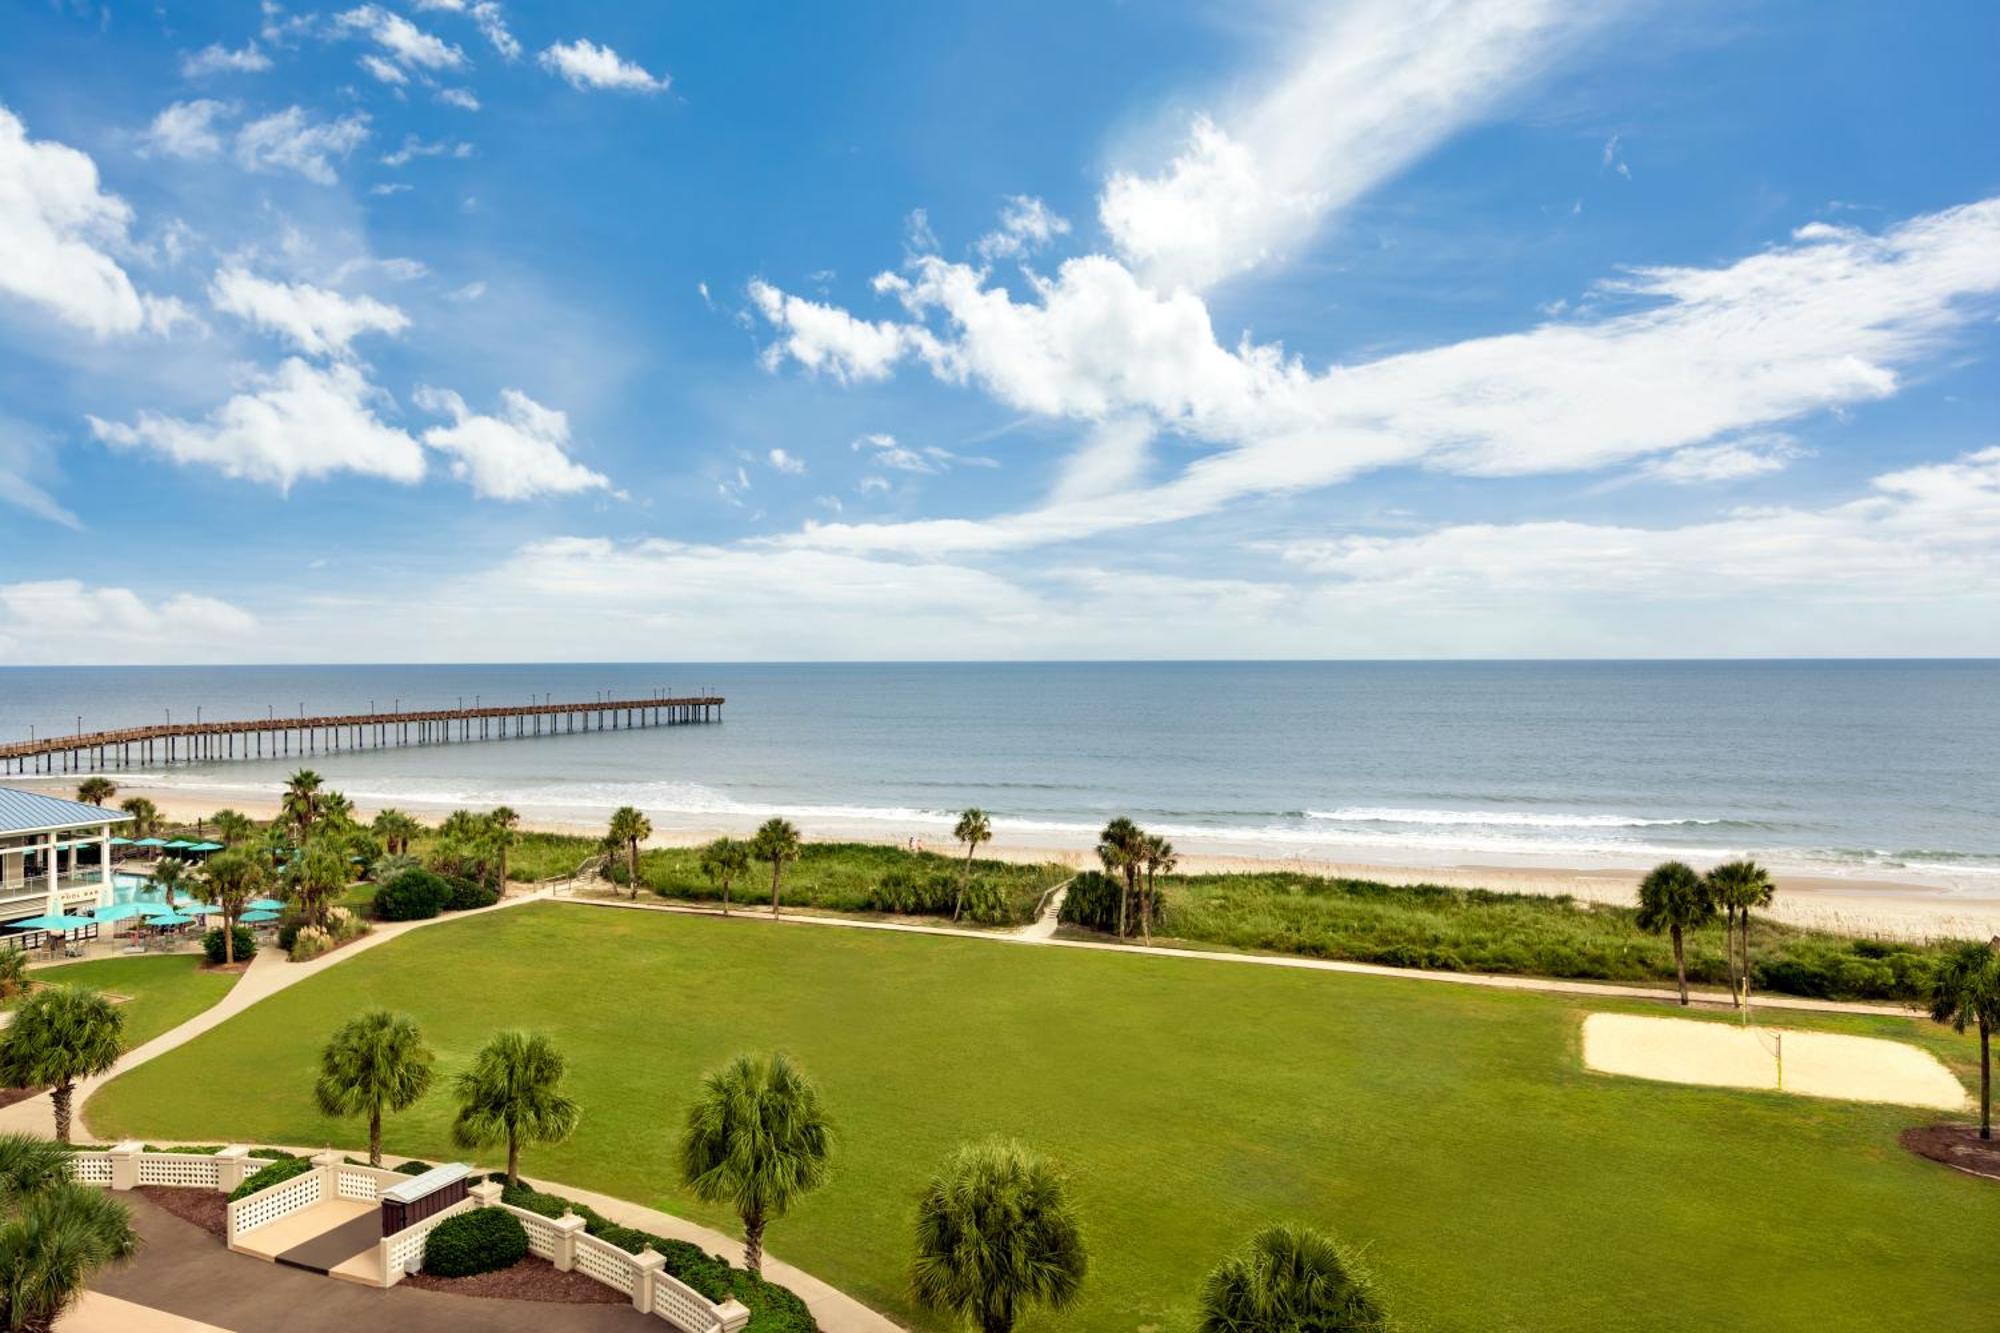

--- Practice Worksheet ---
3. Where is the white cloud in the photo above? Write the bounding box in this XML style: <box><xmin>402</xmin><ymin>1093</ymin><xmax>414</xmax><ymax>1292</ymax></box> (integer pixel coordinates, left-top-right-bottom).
<box><xmin>415</xmin><ymin>0</ymin><xmax>520</xmax><ymax>61</ymax></box>
<box><xmin>88</xmin><ymin>358</ymin><xmax>426</xmax><ymax>489</ymax></box>
<box><xmin>141</xmin><ymin>99</ymin><xmax>236</xmax><ymax>159</ymax></box>
<box><xmin>446</xmin><ymin>280</ymin><xmax>486</xmax><ymax>301</ymax></box>
<box><xmin>1099</xmin><ymin>0</ymin><xmax>1609</xmax><ymax>291</ymax></box>
<box><xmin>414</xmin><ymin>386</ymin><xmax>611</xmax><ymax>499</ymax></box>
<box><xmin>437</xmin><ymin>87</ymin><xmax>480</xmax><ymax>111</ymax></box>
<box><xmin>235</xmin><ymin>107</ymin><xmax>371</xmax><ymax>184</ymax></box>
<box><xmin>335</xmin><ymin>5</ymin><xmax>466</xmax><ymax>71</ymax></box>
<box><xmin>1639</xmin><ymin>436</ymin><xmax>1803</xmax><ymax>485</ymax></box>
<box><xmin>974</xmin><ymin>195</ymin><xmax>1070</xmax><ymax>261</ymax></box>
<box><xmin>538</xmin><ymin>39</ymin><xmax>669</xmax><ymax>93</ymax></box>
<box><xmin>0</xmin><ymin>417</ymin><xmax>79</xmax><ymax>529</ymax></box>
<box><xmin>0</xmin><ymin>581</ymin><xmax>258</xmax><ymax>665</ymax></box>
<box><xmin>0</xmin><ymin>106</ymin><xmax>149</xmax><ymax>337</ymax></box>
<box><xmin>208</xmin><ymin>267</ymin><xmax>409</xmax><ymax>356</ymax></box>
<box><xmin>370</xmin><ymin>182</ymin><xmax>412</xmax><ymax>196</ymax></box>
<box><xmin>767</xmin><ymin>447</ymin><xmax>806</xmax><ymax>475</ymax></box>
<box><xmin>380</xmin><ymin>135</ymin><xmax>471</xmax><ymax>167</ymax></box>
<box><xmin>748</xmin><ymin>280</ymin><xmax>918</xmax><ymax>383</ymax></box>
<box><xmin>359</xmin><ymin>54</ymin><xmax>408</xmax><ymax>85</ymax></box>
<box><xmin>181</xmin><ymin>42</ymin><xmax>272</xmax><ymax>77</ymax></box>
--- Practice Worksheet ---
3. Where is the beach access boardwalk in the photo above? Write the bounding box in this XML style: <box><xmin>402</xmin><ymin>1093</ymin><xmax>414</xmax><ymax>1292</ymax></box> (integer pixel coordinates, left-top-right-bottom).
<box><xmin>0</xmin><ymin>694</ymin><xmax>724</xmax><ymax>776</ymax></box>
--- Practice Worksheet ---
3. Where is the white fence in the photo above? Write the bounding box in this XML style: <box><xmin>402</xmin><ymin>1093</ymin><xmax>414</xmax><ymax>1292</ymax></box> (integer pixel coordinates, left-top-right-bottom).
<box><xmin>335</xmin><ymin>1163</ymin><xmax>406</xmax><ymax>1202</ymax></box>
<box><xmin>228</xmin><ymin>1166</ymin><xmax>321</xmax><ymax>1239</ymax></box>
<box><xmin>137</xmin><ymin>1153</ymin><xmax>220</xmax><ymax>1189</ymax></box>
<box><xmin>68</xmin><ymin>1152</ymin><xmax>114</xmax><ymax>1185</ymax></box>
<box><xmin>655</xmin><ymin>1269</ymin><xmax>729</xmax><ymax>1333</ymax></box>
<box><xmin>575</xmin><ymin>1230</ymin><xmax>640</xmax><ymax>1293</ymax></box>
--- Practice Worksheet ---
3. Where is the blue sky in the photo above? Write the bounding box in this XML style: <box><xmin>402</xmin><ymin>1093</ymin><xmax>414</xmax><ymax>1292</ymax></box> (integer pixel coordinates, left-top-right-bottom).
<box><xmin>1</xmin><ymin>0</ymin><xmax>1996</xmax><ymax>662</ymax></box>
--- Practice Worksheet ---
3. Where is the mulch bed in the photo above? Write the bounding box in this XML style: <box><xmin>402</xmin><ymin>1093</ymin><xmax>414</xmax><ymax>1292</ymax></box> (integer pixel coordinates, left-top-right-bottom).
<box><xmin>1901</xmin><ymin>1123</ymin><xmax>2000</xmax><ymax>1181</ymax></box>
<box><xmin>135</xmin><ymin>1185</ymin><xmax>229</xmax><ymax>1236</ymax></box>
<box><xmin>402</xmin><ymin>1255</ymin><xmax>627</xmax><ymax>1304</ymax></box>
<box><xmin>0</xmin><ymin>1085</ymin><xmax>46</xmax><ymax>1111</ymax></box>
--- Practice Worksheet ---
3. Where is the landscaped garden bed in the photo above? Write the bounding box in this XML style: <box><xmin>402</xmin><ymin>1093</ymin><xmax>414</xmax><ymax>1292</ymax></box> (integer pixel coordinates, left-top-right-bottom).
<box><xmin>402</xmin><ymin>1253</ymin><xmax>628</xmax><ymax>1303</ymax></box>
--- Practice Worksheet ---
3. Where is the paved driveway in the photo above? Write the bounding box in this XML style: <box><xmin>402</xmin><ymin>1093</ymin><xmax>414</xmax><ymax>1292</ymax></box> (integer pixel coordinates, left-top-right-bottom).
<box><xmin>91</xmin><ymin>1194</ymin><xmax>657</xmax><ymax>1333</ymax></box>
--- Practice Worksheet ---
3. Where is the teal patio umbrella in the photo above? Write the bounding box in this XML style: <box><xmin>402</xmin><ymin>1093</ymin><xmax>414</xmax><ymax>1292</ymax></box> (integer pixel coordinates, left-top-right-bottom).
<box><xmin>246</xmin><ymin>897</ymin><xmax>286</xmax><ymax>911</ymax></box>
<box><xmin>90</xmin><ymin>903</ymin><xmax>149</xmax><ymax>922</ymax></box>
<box><xmin>239</xmin><ymin>909</ymin><xmax>281</xmax><ymax>924</ymax></box>
<box><xmin>13</xmin><ymin>913</ymin><xmax>98</xmax><ymax>930</ymax></box>
<box><xmin>145</xmin><ymin>911</ymin><xmax>196</xmax><ymax>927</ymax></box>
<box><xmin>133</xmin><ymin>838</ymin><xmax>169</xmax><ymax>849</ymax></box>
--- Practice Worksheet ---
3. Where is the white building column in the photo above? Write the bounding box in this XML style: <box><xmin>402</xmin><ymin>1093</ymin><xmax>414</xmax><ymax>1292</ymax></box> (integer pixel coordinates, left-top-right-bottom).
<box><xmin>96</xmin><ymin>824</ymin><xmax>113</xmax><ymax>910</ymax></box>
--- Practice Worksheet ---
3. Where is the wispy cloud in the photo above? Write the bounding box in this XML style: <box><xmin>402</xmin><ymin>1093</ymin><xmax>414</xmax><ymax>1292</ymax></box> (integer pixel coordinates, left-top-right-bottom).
<box><xmin>538</xmin><ymin>39</ymin><xmax>669</xmax><ymax>93</ymax></box>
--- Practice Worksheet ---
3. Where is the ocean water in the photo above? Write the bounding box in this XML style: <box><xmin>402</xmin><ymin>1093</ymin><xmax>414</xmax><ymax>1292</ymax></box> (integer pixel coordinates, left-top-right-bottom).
<box><xmin>1</xmin><ymin>661</ymin><xmax>1996</xmax><ymax>884</ymax></box>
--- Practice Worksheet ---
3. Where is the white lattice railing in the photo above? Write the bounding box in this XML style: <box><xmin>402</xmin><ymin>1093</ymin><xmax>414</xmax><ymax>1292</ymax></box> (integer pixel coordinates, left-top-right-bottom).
<box><xmin>498</xmin><ymin>1203</ymin><xmax>559</xmax><ymax>1260</ymax></box>
<box><xmin>380</xmin><ymin>1197</ymin><xmax>476</xmax><ymax>1280</ymax></box>
<box><xmin>68</xmin><ymin>1153</ymin><xmax>114</xmax><ymax>1185</ymax></box>
<box><xmin>229</xmin><ymin>1168</ymin><xmax>321</xmax><ymax>1236</ymax></box>
<box><xmin>136</xmin><ymin>1152</ymin><xmax>222</xmax><ymax>1188</ymax></box>
<box><xmin>654</xmin><ymin>1270</ymin><xmax>722</xmax><ymax>1333</ymax></box>
<box><xmin>574</xmin><ymin>1231</ymin><xmax>639</xmax><ymax>1294</ymax></box>
<box><xmin>335</xmin><ymin>1164</ymin><xmax>405</xmax><ymax>1201</ymax></box>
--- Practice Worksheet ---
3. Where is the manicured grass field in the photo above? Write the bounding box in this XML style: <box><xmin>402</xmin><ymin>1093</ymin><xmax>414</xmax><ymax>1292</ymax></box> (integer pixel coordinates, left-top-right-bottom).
<box><xmin>24</xmin><ymin>955</ymin><xmax>239</xmax><ymax>1048</ymax></box>
<box><xmin>88</xmin><ymin>905</ymin><xmax>1993</xmax><ymax>1332</ymax></box>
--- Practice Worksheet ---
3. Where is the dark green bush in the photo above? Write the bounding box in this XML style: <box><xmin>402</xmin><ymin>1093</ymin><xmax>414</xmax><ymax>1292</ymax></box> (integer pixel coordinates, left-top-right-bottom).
<box><xmin>394</xmin><ymin>1159</ymin><xmax>434</xmax><ymax>1175</ymax></box>
<box><xmin>229</xmin><ymin>1155</ymin><xmax>312</xmax><ymax>1200</ymax></box>
<box><xmin>201</xmin><ymin>925</ymin><xmax>257</xmax><ymax>966</ymax></box>
<box><xmin>443</xmin><ymin>876</ymin><xmax>498</xmax><ymax>911</ymax></box>
<box><xmin>423</xmin><ymin>1208</ymin><xmax>529</xmax><ymax>1277</ymax></box>
<box><xmin>276</xmin><ymin>920</ymin><xmax>304</xmax><ymax>952</ymax></box>
<box><xmin>1057</xmin><ymin>870</ymin><xmax>1158</xmax><ymax>933</ymax></box>
<box><xmin>373</xmin><ymin>869</ymin><xmax>450</xmax><ymax>921</ymax></box>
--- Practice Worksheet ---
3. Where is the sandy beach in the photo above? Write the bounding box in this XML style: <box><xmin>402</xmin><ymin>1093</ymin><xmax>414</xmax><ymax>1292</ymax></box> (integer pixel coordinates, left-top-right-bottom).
<box><xmin>33</xmin><ymin>777</ymin><xmax>2000</xmax><ymax>942</ymax></box>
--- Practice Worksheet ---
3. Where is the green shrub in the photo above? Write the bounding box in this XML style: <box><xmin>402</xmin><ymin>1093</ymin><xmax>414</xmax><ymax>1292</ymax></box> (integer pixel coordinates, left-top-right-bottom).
<box><xmin>423</xmin><ymin>1208</ymin><xmax>528</xmax><ymax>1277</ymax></box>
<box><xmin>442</xmin><ymin>876</ymin><xmax>498</xmax><ymax>911</ymax></box>
<box><xmin>276</xmin><ymin>920</ymin><xmax>303</xmax><ymax>953</ymax></box>
<box><xmin>373</xmin><ymin>869</ymin><xmax>450</xmax><ymax>921</ymax></box>
<box><xmin>201</xmin><ymin>925</ymin><xmax>257</xmax><ymax>966</ymax></box>
<box><xmin>393</xmin><ymin>1159</ymin><xmax>434</xmax><ymax>1175</ymax></box>
<box><xmin>229</xmin><ymin>1155</ymin><xmax>312</xmax><ymax>1200</ymax></box>
<box><xmin>1058</xmin><ymin>870</ymin><xmax>1157</xmax><ymax>933</ymax></box>
<box><xmin>287</xmin><ymin>925</ymin><xmax>333</xmax><ymax>961</ymax></box>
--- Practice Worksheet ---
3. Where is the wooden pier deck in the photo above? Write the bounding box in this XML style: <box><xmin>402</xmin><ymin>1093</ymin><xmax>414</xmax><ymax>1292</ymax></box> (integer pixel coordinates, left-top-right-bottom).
<box><xmin>0</xmin><ymin>695</ymin><xmax>724</xmax><ymax>775</ymax></box>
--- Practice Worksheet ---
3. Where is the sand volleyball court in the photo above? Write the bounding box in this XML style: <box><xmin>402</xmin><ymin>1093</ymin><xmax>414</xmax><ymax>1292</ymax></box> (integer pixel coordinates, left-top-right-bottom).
<box><xmin>1581</xmin><ymin>1012</ymin><xmax>1969</xmax><ymax>1109</ymax></box>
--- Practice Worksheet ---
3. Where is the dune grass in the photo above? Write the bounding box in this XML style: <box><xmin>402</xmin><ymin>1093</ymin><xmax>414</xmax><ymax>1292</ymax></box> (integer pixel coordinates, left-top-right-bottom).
<box><xmin>20</xmin><ymin>955</ymin><xmax>239</xmax><ymax>1049</ymax></box>
<box><xmin>86</xmin><ymin>903</ymin><xmax>1991</xmax><ymax>1332</ymax></box>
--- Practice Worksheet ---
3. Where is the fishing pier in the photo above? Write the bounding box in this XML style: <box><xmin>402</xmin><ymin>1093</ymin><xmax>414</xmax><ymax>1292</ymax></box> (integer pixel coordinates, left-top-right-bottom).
<box><xmin>0</xmin><ymin>694</ymin><xmax>725</xmax><ymax>776</ymax></box>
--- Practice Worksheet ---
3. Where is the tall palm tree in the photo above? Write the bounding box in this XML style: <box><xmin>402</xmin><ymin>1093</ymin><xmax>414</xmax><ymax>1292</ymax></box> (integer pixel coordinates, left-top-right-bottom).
<box><xmin>315</xmin><ymin>1010</ymin><xmax>435</xmax><ymax>1167</ymax></box>
<box><xmin>951</xmin><ymin>809</ymin><xmax>993</xmax><ymax>923</ymax></box>
<box><xmin>1636</xmin><ymin>861</ymin><xmax>1715</xmax><ymax>1006</ymax></box>
<box><xmin>700</xmin><ymin>837</ymin><xmax>750</xmax><ymax>915</ymax></box>
<box><xmin>1139</xmin><ymin>834</ymin><xmax>1177</xmax><ymax>945</ymax></box>
<box><xmin>282</xmin><ymin>769</ymin><xmax>324</xmax><ymax>839</ymax></box>
<box><xmin>291</xmin><ymin>844</ymin><xmax>349</xmax><ymax>928</ymax></box>
<box><xmin>202</xmin><ymin>848</ymin><xmax>267</xmax><ymax>966</ymax></box>
<box><xmin>1929</xmin><ymin>939</ymin><xmax>2000</xmax><ymax>1140</ymax></box>
<box><xmin>606</xmin><ymin>806</ymin><xmax>652</xmax><ymax>900</ymax></box>
<box><xmin>1199</xmin><ymin>1223</ymin><xmax>1387</xmax><ymax>1332</ymax></box>
<box><xmin>911</xmin><ymin>1139</ymin><xmax>1087</xmax><ymax>1333</ymax></box>
<box><xmin>210</xmin><ymin>808</ymin><xmax>257</xmax><ymax>847</ymax></box>
<box><xmin>370</xmin><ymin>808</ymin><xmax>420</xmax><ymax>856</ymax></box>
<box><xmin>489</xmin><ymin>807</ymin><xmax>520</xmax><ymax>887</ymax></box>
<box><xmin>1096</xmin><ymin>818</ymin><xmax>1145</xmax><ymax>939</ymax></box>
<box><xmin>749</xmin><ymin>818</ymin><xmax>802</xmax><ymax>918</ymax></box>
<box><xmin>1705</xmin><ymin>860</ymin><xmax>1775</xmax><ymax>1007</ymax></box>
<box><xmin>116</xmin><ymin>797</ymin><xmax>159</xmax><ymax>841</ymax></box>
<box><xmin>452</xmin><ymin>1030</ymin><xmax>580</xmax><ymax>1187</ymax></box>
<box><xmin>681</xmin><ymin>1052</ymin><xmax>833</xmax><ymax>1277</ymax></box>
<box><xmin>0</xmin><ymin>1132</ymin><xmax>138</xmax><ymax>1331</ymax></box>
<box><xmin>74</xmin><ymin>777</ymin><xmax>116</xmax><ymax>808</ymax></box>
<box><xmin>0</xmin><ymin>987</ymin><xmax>125</xmax><ymax>1142</ymax></box>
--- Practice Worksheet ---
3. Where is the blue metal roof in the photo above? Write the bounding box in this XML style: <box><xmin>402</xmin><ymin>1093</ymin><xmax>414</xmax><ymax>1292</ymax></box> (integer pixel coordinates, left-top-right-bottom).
<box><xmin>0</xmin><ymin>786</ymin><xmax>132</xmax><ymax>836</ymax></box>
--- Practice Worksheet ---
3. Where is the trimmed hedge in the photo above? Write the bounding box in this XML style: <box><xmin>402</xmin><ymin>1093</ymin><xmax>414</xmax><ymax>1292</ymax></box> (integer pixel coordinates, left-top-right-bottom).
<box><xmin>229</xmin><ymin>1155</ymin><xmax>311</xmax><ymax>1201</ymax></box>
<box><xmin>443</xmin><ymin>876</ymin><xmax>498</xmax><ymax>911</ymax></box>
<box><xmin>373</xmin><ymin>869</ymin><xmax>450</xmax><ymax>921</ymax></box>
<box><xmin>394</xmin><ymin>1159</ymin><xmax>434</xmax><ymax>1175</ymax></box>
<box><xmin>202</xmin><ymin>925</ymin><xmax>257</xmax><ymax>966</ymax></box>
<box><xmin>424</xmin><ymin>1207</ymin><xmax>529</xmax><ymax>1277</ymax></box>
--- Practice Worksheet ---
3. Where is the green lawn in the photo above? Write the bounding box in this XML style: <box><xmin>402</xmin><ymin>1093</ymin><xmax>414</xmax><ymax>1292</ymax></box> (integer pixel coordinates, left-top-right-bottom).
<box><xmin>24</xmin><ymin>955</ymin><xmax>240</xmax><ymax>1049</ymax></box>
<box><xmin>87</xmin><ymin>905</ymin><xmax>1993</xmax><ymax>1332</ymax></box>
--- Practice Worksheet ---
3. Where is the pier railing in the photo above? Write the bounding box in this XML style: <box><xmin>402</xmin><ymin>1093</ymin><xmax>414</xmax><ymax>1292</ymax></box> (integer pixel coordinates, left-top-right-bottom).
<box><xmin>1</xmin><ymin>695</ymin><xmax>724</xmax><ymax>776</ymax></box>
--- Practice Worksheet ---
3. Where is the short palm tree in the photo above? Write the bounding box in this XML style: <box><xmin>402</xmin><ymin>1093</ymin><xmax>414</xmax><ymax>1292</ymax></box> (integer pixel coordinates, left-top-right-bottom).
<box><xmin>489</xmin><ymin>807</ymin><xmax>520</xmax><ymax>886</ymax></box>
<box><xmin>911</xmin><ymin>1138</ymin><xmax>1087</xmax><ymax>1333</ymax></box>
<box><xmin>0</xmin><ymin>987</ymin><xmax>125</xmax><ymax>1142</ymax></box>
<box><xmin>0</xmin><ymin>1132</ymin><xmax>138</xmax><ymax>1331</ymax></box>
<box><xmin>0</xmin><ymin>952</ymin><xmax>26</xmax><ymax>1003</ymax></box>
<box><xmin>681</xmin><ymin>1052</ymin><xmax>833</xmax><ymax>1276</ymax></box>
<box><xmin>315</xmin><ymin>1010</ymin><xmax>434</xmax><ymax>1166</ymax></box>
<box><xmin>1929</xmin><ymin>939</ymin><xmax>2000</xmax><ymax>1140</ymax></box>
<box><xmin>371</xmin><ymin>808</ymin><xmax>420</xmax><ymax>856</ymax></box>
<box><xmin>606</xmin><ymin>806</ymin><xmax>652</xmax><ymax>900</ymax></box>
<box><xmin>452</xmin><ymin>1030</ymin><xmax>580</xmax><ymax>1187</ymax></box>
<box><xmin>116</xmin><ymin>797</ymin><xmax>158</xmax><ymax>840</ymax></box>
<box><xmin>74</xmin><ymin>777</ymin><xmax>116</xmax><ymax>808</ymax></box>
<box><xmin>1705</xmin><ymin>860</ymin><xmax>1775</xmax><ymax>1006</ymax></box>
<box><xmin>290</xmin><ymin>845</ymin><xmax>349</xmax><ymax>928</ymax></box>
<box><xmin>951</xmin><ymin>809</ymin><xmax>993</xmax><ymax>923</ymax></box>
<box><xmin>210</xmin><ymin>808</ymin><xmax>257</xmax><ymax>846</ymax></box>
<box><xmin>1199</xmin><ymin>1223</ymin><xmax>1387</xmax><ymax>1332</ymax></box>
<box><xmin>1096</xmin><ymin>818</ymin><xmax>1145</xmax><ymax>938</ymax></box>
<box><xmin>749</xmin><ymin>818</ymin><xmax>802</xmax><ymax>918</ymax></box>
<box><xmin>1636</xmin><ymin>860</ymin><xmax>1714</xmax><ymax>1006</ymax></box>
<box><xmin>149</xmin><ymin>857</ymin><xmax>192</xmax><ymax>910</ymax></box>
<box><xmin>700</xmin><ymin>837</ymin><xmax>750</xmax><ymax>915</ymax></box>
<box><xmin>1139</xmin><ymin>834</ymin><xmax>1177</xmax><ymax>945</ymax></box>
<box><xmin>203</xmin><ymin>848</ymin><xmax>268</xmax><ymax>965</ymax></box>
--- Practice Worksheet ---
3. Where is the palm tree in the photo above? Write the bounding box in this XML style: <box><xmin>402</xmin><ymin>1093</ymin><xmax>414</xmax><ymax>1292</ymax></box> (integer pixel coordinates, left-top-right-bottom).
<box><xmin>318</xmin><ymin>790</ymin><xmax>355</xmax><ymax>829</ymax></box>
<box><xmin>606</xmin><ymin>806</ymin><xmax>652</xmax><ymax>900</ymax></box>
<box><xmin>749</xmin><ymin>818</ymin><xmax>801</xmax><ymax>918</ymax></box>
<box><xmin>149</xmin><ymin>857</ymin><xmax>193</xmax><ymax>911</ymax></box>
<box><xmin>1929</xmin><ymin>939</ymin><xmax>2000</xmax><ymax>1140</ymax></box>
<box><xmin>681</xmin><ymin>1052</ymin><xmax>833</xmax><ymax>1276</ymax></box>
<box><xmin>0</xmin><ymin>952</ymin><xmax>26</xmax><ymax>1003</ymax></box>
<box><xmin>1705</xmin><ymin>860</ymin><xmax>1775</xmax><ymax>1007</ymax></box>
<box><xmin>452</xmin><ymin>1030</ymin><xmax>580</xmax><ymax>1187</ymax></box>
<box><xmin>1139</xmin><ymin>834</ymin><xmax>1177</xmax><ymax>945</ymax></box>
<box><xmin>1199</xmin><ymin>1223</ymin><xmax>1387</xmax><ymax>1332</ymax></box>
<box><xmin>371</xmin><ymin>808</ymin><xmax>420</xmax><ymax>856</ymax></box>
<box><xmin>700</xmin><ymin>837</ymin><xmax>750</xmax><ymax>915</ymax></box>
<box><xmin>74</xmin><ymin>777</ymin><xmax>116</xmax><ymax>808</ymax></box>
<box><xmin>282</xmin><ymin>769</ymin><xmax>324</xmax><ymax>839</ymax></box>
<box><xmin>438</xmin><ymin>809</ymin><xmax>486</xmax><ymax>842</ymax></box>
<box><xmin>951</xmin><ymin>809</ymin><xmax>993</xmax><ymax>923</ymax></box>
<box><xmin>116</xmin><ymin>797</ymin><xmax>159</xmax><ymax>841</ymax></box>
<box><xmin>1636</xmin><ymin>860</ymin><xmax>1715</xmax><ymax>1006</ymax></box>
<box><xmin>911</xmin><ymin>1139</ymin><xmax>1086</xmax><ymax>1333</ymax></box>
<box><xmin>203</xmin><ymin>848</ymin><xmax>267</xmax><ymax>966</ymax></box>
<box><xmin>210</xmin><ymin>808</ymin><xmax>257</xmax><ymax>846</ymax></box>
<box><xmin>315</xmin><ymin>1010</ymin><xmax>435</xmax><ymax>1167</ymax></box>
<box><xmin>489</xmin><ymin>807</ymin><xmax>520</xmax><ymax>887</ymax></box>
<box><xmin>0</xmin><ymin>1132</ymin><xmax>138</xmax><ymax>1331</ymax></box>
<box><xmin>0</xmin><ymin>987</ymin><xmax>125</xmax><ymax>1142</ymax></box>
<box><xmin>291</xmin><ymin>844</ymin><xmax>349</xmax><ymax>928</ymax></box>
<box><xmin>1096</xmin><ymin>818</ymin><xmax>1145</xmax><ymax>939</ymax></box>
